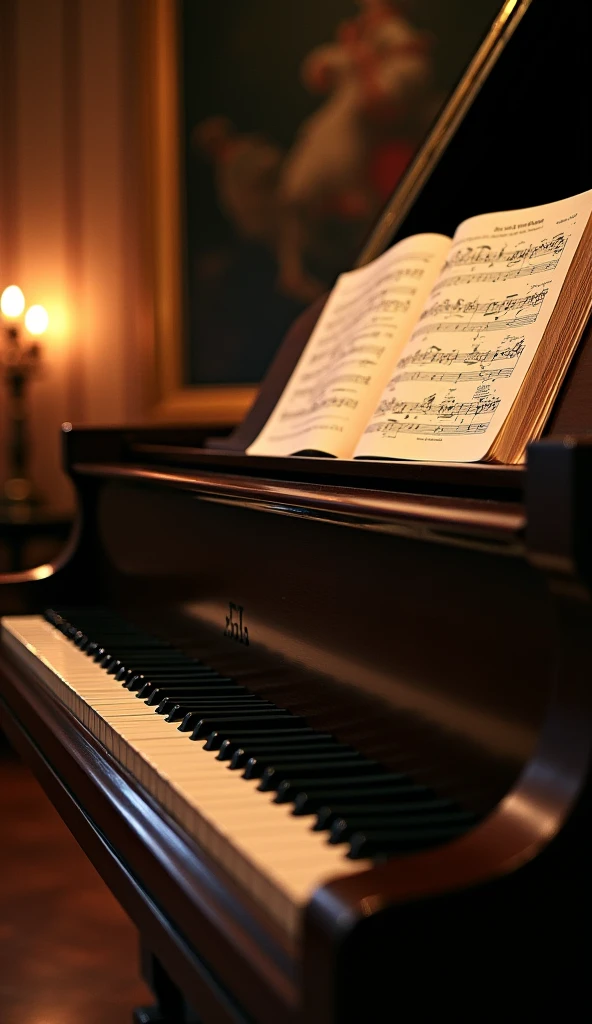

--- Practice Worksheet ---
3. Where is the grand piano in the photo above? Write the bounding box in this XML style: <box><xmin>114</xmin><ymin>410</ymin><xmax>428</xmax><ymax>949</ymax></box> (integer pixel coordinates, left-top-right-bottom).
<box><xmin>1</xmin><ymin>1</ymin><xmax>591</xmax><ymax>1020</ymax></box>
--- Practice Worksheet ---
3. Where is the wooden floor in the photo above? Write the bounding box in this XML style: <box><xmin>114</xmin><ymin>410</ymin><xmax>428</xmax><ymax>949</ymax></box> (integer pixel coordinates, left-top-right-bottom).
<box><xmin>0</xmin><ymin>741</ymin><xmax>151</xmax><ymax>1024</ymax></box>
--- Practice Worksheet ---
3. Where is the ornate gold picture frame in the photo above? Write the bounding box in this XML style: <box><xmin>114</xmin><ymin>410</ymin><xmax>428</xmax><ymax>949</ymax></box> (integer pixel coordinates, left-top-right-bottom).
<box><xmin>140</xmin><ymin>0</ymin><xmax>257</xmax><ymax>425</ymax></box>
<box><xmin>139</xmin><ymin>0</ymin><xmax>523</xmax><ymax>426</ymax></box>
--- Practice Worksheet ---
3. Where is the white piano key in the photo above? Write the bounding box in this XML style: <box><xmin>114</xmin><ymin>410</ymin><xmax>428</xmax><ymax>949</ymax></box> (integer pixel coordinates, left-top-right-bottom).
<box><xmin>1</xmin><ymin>615</ymin><xmax>370</xmax><ymax>940</ymax></box>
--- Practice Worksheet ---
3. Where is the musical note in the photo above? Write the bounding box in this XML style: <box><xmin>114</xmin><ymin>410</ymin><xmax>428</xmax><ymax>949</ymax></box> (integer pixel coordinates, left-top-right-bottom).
<box><xmin>419</xmin><ymin>288</ymin><xmax>548</xmax><ymax>324</ymax></box>
<box><xmin>398</xmin><ymin>338</ymin><xmax>525</xmax><ymax>369</ymax></box>
<box><xmin>376</xmin><ymin>394</ymin><xmax>501</xmax><ymax>418</ymax></box>
<box><xmin>392</xmin><ymin>367</ymin><xmax>514</xmax><ymax>384</ymax></box>
<box><xmin>436</xmin><ymin>258</ymin><xmax>560</xmax><ymax>289</ymax></box>
<box><xmin>442</xmin><ymin>233</ymin><xmax>568</xmax><ymax>271</ymax></box>
<box><xmin>365</xmin><ymin>420</ymin><xmax>490</xmax><ymax>436</ymax></box>
<box><xmin>418</xmin><ymin>315</ymin><xmax>542</xmax><ymax>334</ymax></box>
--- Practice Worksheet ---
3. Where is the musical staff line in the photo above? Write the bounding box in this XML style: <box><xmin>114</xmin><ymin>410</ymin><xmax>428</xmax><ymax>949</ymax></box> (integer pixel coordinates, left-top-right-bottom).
<box><xmin>392</xmin><ymin>367</ymin><xmax>514</xmax><ymax>384</ymax></box>
<box><xmin>377</xmin><ymin>395</ymin><xmax>501</xmax><ymax>418</ymax></box>
<box><xmin>414</xmin><ymin>315</ymin><xmax>539</xmax><ymax>334</ymax></box>
<box><xmin>398</xmin><ymin>339</ymin><xmax>525</xmax><ymax>368</ymax></box>
<box><xmin>436</xmin><ymin>258</ymin><xmax>559</xmax><ymax>289</ymax></box>
<box><xmin>366</xmin><ymin>420</ymin><xmax>490</xmax><ymax>437</ymax></box>
<box><xmin>293</xmin><ymin>373</ymin><xmax>372</xmax><ymax>399</ymax></box>
<box><xmin>442</xmin><ymin>233</ymin><xmax>568</xmax><ymax>271</ymax></box>
<box><xmin>419</xmin><ymin>288</ymin><xmax>547</xmax><ymax>323</ymax></box>
<box><xmin>280</xmin><ymin>395</ymin><xmax>359</xmax><ymax>421</ymax></box>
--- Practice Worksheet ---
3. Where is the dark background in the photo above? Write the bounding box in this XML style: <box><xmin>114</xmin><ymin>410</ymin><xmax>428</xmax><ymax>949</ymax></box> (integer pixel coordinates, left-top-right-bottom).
<box><xmin>181</xmin><ymin>0</ymin><xmax>504</xmax><ymax>386</ymax></box>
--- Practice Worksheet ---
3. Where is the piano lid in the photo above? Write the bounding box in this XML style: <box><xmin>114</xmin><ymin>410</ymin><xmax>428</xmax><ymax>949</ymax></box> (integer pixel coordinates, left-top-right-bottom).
<box><xmin>360</xmin><ymin>0</ymin><xmax>589</xmax><ymax>259</ymax></box>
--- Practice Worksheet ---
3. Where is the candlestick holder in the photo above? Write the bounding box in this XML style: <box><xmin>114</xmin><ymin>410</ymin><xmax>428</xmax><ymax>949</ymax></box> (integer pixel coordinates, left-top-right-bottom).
<box><xmin>1</xmin><ymin>286</ymin><xmax>48</xmax><ymax>517</ymax></box>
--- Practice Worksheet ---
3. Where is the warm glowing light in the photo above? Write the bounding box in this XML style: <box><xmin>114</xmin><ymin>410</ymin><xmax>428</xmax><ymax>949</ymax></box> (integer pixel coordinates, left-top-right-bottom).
<box><xmin>24</xmin><ymin>304</ymin><xmax>49</xmax><ymax>335</ymax></box>
<box><xmin>1</xmin><ymin>284</ymin><xmax>25</xmax><ymax>318</ymax></box>
<box><xmin>31</xmin><ymin>563</ymin><xmax>54</xmax><ymax>581</ymax></box>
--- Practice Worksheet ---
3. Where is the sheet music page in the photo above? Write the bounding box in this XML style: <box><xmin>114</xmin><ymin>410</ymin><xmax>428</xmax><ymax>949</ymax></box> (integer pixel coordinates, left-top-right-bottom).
<box><xmin>247</xmin><ymin>234</ymin><xmax>451</xmax><ymax>457</ymax></box>
<box><xmin>355</xmin><ymin>189</ymin><xmax>592</xmax><ymax>462</ymax></box>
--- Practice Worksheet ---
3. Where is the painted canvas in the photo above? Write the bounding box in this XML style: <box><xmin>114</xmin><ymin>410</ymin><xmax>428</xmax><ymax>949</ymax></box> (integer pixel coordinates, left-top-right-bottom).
<box><xmin>181</xmin><ymin>0</ymin><xmax>502</xmax><ymax>385</ymax></box>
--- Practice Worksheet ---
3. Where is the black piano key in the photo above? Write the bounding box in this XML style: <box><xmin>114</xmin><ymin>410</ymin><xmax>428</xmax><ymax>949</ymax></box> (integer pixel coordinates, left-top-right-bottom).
<box><xmin>163</xmin><ymin>701</ymin><xmax>270</xmax><ymax>722</ymax></box>
<box><xmin>328</xmin><ymin>809</ymin><xmax>477</xmax><ymax>844</ymax></box>
<box><xmin>217</xmin><ymin>732</ymin><xmax>334</xmax><ymax>760</ymax></box>
<box><xmin>105</xmin><ymin>653</ymin><xmax>196</xmax><ymax>666</ymax></box>
<box><xmin>97</xmin><ymin>646</ymin><xmax>177</xmax><ymax>665</ymax></box>
<box><xmin>117</xmin><ymin>666</ymin><xmax>200</xmax><ymax>683</ymax></box>
<box><xmin>220</xmin><ymin>733</ymin><xmax>339</xmax><ymax>761</ymax></box>
<box><xmin>126</xmin><ymin>673</ymin><xmax>232</xmax><ymax>693</ymax></box>
<box><xmin>274</xmin><ymin>773</ymin><xmax>422</xmax><ymax>805</ymax></box>
<box><xmin>228</xmin><ymin>740</ymin><xmax>345</xmax><ymax>770</ymax></box>
<box><xmin>111</xmin><ymin>663</ymin><xmax>219</xmax><ymax>679</ymax></box>
<box><xmin>158</xmin><ymin>699</ymin><xmax>271</xmax><ymax>719</ymax></box>
<box><xmin>189</xmin><ymin>706</ymin><xmax>292</xmax><ymax>724</ymax></box>
<box><xmin>190</xmin><ymin>714</ymin><xmax>306</xmax><ymax>741</ymax></box>
<box><xmin>162</xmin><ymin>699</ymin><xmax>253</xmax><ymax>720</ymax></box>
<box><xmin>255</xmin><ymin>758</ymin><xmax>381</xmax><ymax>789</ymax></box>
<box><xmin>107</xmin><ymin>655</ymin><xmax>197</xmax><ymax>675</ymax></box>
<box><xmin>123</xmin><ymin>672</ymin><xmax>225</xmax><ymax>690</ymax></box>
<box><xmin>313</xmin><ymin>798</ymin><xmax>461</xmax><ymax>830</ymax></box>
<box><xmin>145</xmin><ymin>683</ymin><xmax>248</xmax><ymax>699</ymax></box>
<box><xmin>187</xmin><ymin>709</ymin><xmax>299</xmax><ymax>734</ymax></box>
<box><xmin>125</xmin><ymin>671</ymin><xmax>231</xmax><ymax>691</ymax></box>
<box><xmin>166</xmin><ymin>705</ymin><xmax>272</xmax><ymax>726</ymax></box>
<box><xmin>165</xmin><ymin>705</ymin><xmax>235</xmax><ymax>722</ymax></box>
<box><xmin>201</xmin><ymin>726</ymin><xmax>315</xmax><ymax>748</ymax></box>
<box><xmin>107</xmin><ymin>656</ymin><xmax>201</xmax><ymax>672</ymax></box>
<box><xmin>136</xmin><ymin>678</ymin><xmax>238</xmax><ymax>700</ymax></box>
<box><xmin>52</xmin><ymin>618</ymin><xmax>71</xmax><ymax>635</ymax></box>
<box><xmin>293</xmin><ymin>784</ymin><xmax>439</xmax><ymax>815</ymax></box>
<box><xmin>347</xmin><ymin>824</ymin><xmax>470</xmax><ymax>859</ymax></box>
<box><xmin>153</xmin><ymin>694</ymin><xmax>265</xmax><ymax>710</ymax></box>
<box><xmin>149</xmin><ymin>688</ymin><xmax>249</xmax><ymax>709</ymax></box>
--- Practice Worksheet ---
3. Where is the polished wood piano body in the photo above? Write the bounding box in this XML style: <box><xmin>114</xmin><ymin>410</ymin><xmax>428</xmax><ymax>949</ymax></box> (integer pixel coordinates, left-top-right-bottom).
<box><xmin>2</xmin><ymin>426</ymin><xmax>592</xmax><ymax>1020</ymax></box>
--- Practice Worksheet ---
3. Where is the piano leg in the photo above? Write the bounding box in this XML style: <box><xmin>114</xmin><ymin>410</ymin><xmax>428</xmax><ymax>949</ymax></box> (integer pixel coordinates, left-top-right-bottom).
<box><xmin>133</xmin><ymin>944</ymin><xmax>201</xmax><ymax>1024</ymax></box>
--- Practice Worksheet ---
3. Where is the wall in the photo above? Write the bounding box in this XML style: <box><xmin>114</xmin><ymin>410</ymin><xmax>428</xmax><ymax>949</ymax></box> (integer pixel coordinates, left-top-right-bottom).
<box><xmin>0</xmin><ymin>0</ymin><xmax>150</xmax><ymax>510</ymax></box>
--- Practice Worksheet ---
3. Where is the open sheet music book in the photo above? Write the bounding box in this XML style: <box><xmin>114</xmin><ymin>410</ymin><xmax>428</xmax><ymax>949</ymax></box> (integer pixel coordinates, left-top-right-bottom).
<box><xmin>247</xmin><ymin>190</ymin><xmax>592</xmax><ymax>464</ymax></box>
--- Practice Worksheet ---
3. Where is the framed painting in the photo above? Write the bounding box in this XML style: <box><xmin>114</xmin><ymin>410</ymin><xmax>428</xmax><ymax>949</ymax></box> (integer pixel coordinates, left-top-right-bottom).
<box><xmin>141</xmin><ymin>0</ymin><xmax>505</xmax><ymax>425</ymax></box>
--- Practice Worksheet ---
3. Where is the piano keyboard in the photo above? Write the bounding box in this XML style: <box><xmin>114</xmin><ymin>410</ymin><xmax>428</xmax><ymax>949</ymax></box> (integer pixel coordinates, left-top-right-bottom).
<box><xmin>1</xmin><ymin>611</ymin><xmax>477</xmax><ymax>940</ymax></box>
